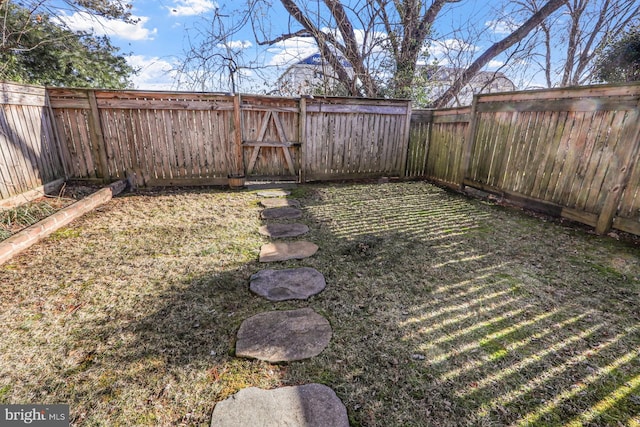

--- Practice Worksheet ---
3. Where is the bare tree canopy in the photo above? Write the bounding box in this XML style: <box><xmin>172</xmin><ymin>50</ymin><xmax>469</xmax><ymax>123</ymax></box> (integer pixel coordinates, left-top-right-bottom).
<box><xmin>180</xmin><ymin>0</ymin><xmax>640</xmax><ymax>105</ymax></box>
<box><xmin>433</xmin><ymin>0</ymin><xmax>565</xmax><ymax>107</ymax></box>
<box><xmin>513</xmin><ymin>0</ymin><xmax>640</xmax><ymax>88</ymax></box>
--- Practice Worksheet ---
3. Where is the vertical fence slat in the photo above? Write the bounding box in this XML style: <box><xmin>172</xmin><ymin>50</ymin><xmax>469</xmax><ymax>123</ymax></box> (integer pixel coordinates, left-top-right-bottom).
<box><xmin>596</xmin><ymin>106</ymin><xmax>640</xmax><ymax>234</ymax></box>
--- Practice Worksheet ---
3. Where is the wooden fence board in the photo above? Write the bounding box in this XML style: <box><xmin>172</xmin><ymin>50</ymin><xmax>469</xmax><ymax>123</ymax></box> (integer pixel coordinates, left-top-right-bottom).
<box><xmin>303</xmin><ymin>98</ymin><xmax>411</xmax><ymax>180</ymax></box>
<box><xmin>0</xmin><ymin>111</ymin><xmax>22</xmax><ymax>199</ymax></box>
<box><xmin>448</xmin><ymin>85</ymin><xmax>640</xmax><ymax>235</ymax></box>
<box><xmin>618</xmin><ymin>160</ymin><xmax>640</xmax><ymax>226</ymax></box>
<box><xmin>598</xmin><ymin>107</ymin><xmax>640</xmax><ymax>232</ymax></box>
<box><xmin>572</xmin><ymin>111</ymin><xmax>600</xmax><ymax>207</ymax></box>
<box><xmin>5</xmin><ymin>106</ymin><xmax>38</xmax><ymax>191</ymax></box>
<box><xmin>0</xmin><ymin>82</ymin><xmax>65</xmax><ymax>202</ymax></box>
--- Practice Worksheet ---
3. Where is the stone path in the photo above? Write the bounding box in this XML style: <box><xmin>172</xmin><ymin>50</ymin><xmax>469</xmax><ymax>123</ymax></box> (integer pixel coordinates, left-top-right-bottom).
<box><xmin>235</xmin><ymin>308</ymin><xmax>332</xmax><ymax>362</ymax></box>
<box><xmin>259</xmin><ymin>241</ymin><xmax>319</xmax><ymax>262</ymax></box>
<box><xmin>259</xmin><ymin>198</ymin><xmax>301</xmax><ymax>208</ymax></box>
<box><xmin>210</xmin><ymin>187</ymin><xmax>349</xmax><ymax>426</ymax></box>
<box><xmin>258</xmin><ymin>223</ymin><xmax>309</xmax><ymax>238</ymax></box>
<box><xmin>256</xmin><ymin>189</ymin><xmax>291</xmax><ymax>198</ymax></box>
<box><xmin>211</xmin><ymin>384</ymin><xmax>349</xmax><ymax>427</ymax></box>
<box><xmin>260</xmin><ymin>206</ymin><xmax>303</xmax><ymax>220</ymax></box>
<box><xmin>249</xmin><ymin>267</ymin><xmax>325</xmax><ymax>301</ymax></box>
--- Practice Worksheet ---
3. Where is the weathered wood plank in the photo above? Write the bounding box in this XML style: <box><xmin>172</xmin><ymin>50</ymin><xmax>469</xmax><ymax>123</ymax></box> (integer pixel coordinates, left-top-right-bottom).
<box><xmin>544</xmin><ymin>111</ymin><xmax>576</xmax><ymax>203</ymax></box>
<box><xmin>596</xmin><ymin>107</ymin><xmax>640</xmax><ymax>234</ymax></box>
<box><xmin>556</xmin><ymin>111</ymin><xmax>592</xmax><ymax>206</ymax></box>
<box><xmin>521</xmin><ymin>110</ymin><xmax>553</xmax><ymax>197</ymax></box>
<box><xmin>476</xmin><ymin>97</ymin><xmax>638</xmax><ymax>113</ymax></box>
<box><xmin>145</xmin><ymin>177</ymin><xmax>228</xmax><ymax>186</ymax></box>
<box><xmin>613</xmin><ymin>217</ymin><xmax>640</xmax><ymax>235</ymax></box>
<box><xmin>617</xmin><ymin>133</ymin><xmax>640</xmax><ymax>221</ymax></box>
<box><xmin>530</xmin><ymin>111</ymin><xmax>567</xmax><ymax>200</ymax></box>
<box><xmin>96</xmin><ymin>99</ymin><xmax>235</xmax><ymax>111</ymax></box>
<box><xmin>11</xmin><ymin>105</ymin><xmax>41</xmax><ymax>189</ymax></box>
<box><xmin>568</xmin><ymin>110</ymin><xmax>605</xmax><ymax>210</ymax></box>
<box><xmin>6</xmin><ymin>105</ymin><xmax>40</xmax><ymax>191</ymax></box>
<box><xmin>476</xmin><ymin>82</ymin><xmax>640</xmax><ymax>103</ymax></box>
<box><xmin>306</xmin><ymin>103</ymin><xmax>408</xmax><ymax>115</ymax></box>
<box><xmin>494</xmin><ymin>111</ymin><xmax>520</xmax><ymax>190</ymax></box>
<box><xmin>0</xmin><ymin>108</ymin><xmax>24</xmax><ymax>199</ymax></box>
<box><xmin>242</xmin><ymin>141</ymin><xmax>300</xmax><ymax>148</ymax></box>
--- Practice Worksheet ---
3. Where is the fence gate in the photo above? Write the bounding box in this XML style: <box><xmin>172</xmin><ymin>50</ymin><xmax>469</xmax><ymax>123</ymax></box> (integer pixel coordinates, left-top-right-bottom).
<box><xmin>240</xmin><ymin>96</ymin><xmax>301</xmax><ymax>182</ymax></box>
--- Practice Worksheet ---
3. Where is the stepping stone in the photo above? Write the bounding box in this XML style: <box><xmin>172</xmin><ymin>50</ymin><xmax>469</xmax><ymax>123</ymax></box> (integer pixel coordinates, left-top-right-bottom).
<box><xmin>260</xmin><ymin>206</ymin><xmax>302</xmax><ymax>220</ymax></box>
<box><xmin>235</xmin><ymin>308</ymin><xmax>332</xmax><ymax>362</ymax></box>
<box><xmin>259</xmin><ymin>198</ymin><xmax>301</xmax><ymax>208</ymax></box>
<box><xmin>259</xmin><ymin>241</ymin><xmax>318</xmax><ymax>262</ymax></box>
<box><xmin>210</xmin><ymin>383</ymin><xmax>349</xmax><ymax>427</ymax></box>
<box><xmin>258</xmin><ymin>223</ymin><xmax>309</xmax><ymax>238</ymax></box>
<box><xmin>256</xmin><ymin>190</ymin><xmax>291</xmax><ymax>198</ymax></box>
<box><xmin>250</xmin><ymin>267</ymin><xmax>326</xmax><ymax>301</ymax></box>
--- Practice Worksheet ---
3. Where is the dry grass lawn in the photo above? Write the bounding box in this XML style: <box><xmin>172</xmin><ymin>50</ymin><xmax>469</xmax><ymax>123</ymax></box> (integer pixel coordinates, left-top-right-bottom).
<box><xmin>0</xmin><ymin>181</ymin><xmax>638</xmax><ymax>426</ymax></box>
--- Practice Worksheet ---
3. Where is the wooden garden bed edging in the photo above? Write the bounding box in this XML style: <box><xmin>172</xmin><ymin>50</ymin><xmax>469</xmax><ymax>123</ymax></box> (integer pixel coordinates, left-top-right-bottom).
<box><xmin>0</xmin><ymin>179</ymin><xmax>128</xmax><ymax>266</ymax></box>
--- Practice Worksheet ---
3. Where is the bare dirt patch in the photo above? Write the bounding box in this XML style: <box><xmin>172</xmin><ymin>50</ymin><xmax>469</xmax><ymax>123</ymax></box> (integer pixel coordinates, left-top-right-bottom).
<box><xmin>0</xmin><ymin>182</ymin><xmax>638</xmax><ymax>426</ymax></box>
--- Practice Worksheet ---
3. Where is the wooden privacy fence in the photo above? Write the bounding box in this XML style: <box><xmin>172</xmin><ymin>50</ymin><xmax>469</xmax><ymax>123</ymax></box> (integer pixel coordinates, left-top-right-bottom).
<box><xmin>408</xmin><ymin>83</ymin><xmax>640</xmax><ymax>236</ymax></box>
<box><xmin>47</xmin><ymin>89</ymin><xmax>412</xmax><ymax>186</ymax></box>
<box><xmin>2</xmin><ymin>81</ymin><xmax>640</xmax><ymax>237</ymax></box>
<box><xmin>0</xmin><ymin>82</ymin><xmax>66</xmax><ymax>205</ymax></box>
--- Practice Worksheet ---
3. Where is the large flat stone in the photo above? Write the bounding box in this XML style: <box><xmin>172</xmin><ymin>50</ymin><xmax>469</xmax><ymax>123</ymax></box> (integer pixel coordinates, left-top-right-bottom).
<box><xmin>250</xmin><ymin>267</ymin><xmax>326</xmax><ymax>301</ymax></box>
<box><xmin>259</xmin><ymin>198</ymin><xmax>301</xmax><ymax>208</ymax></box>
<box><xmin>258</xmin><ymin>223</ymin><xmax>309</xmax><ymax>238</ymax></box>
<box><xmin>261</xmin><ymin>206</ymin><xmax>302</xmax><ymax>220</ymax></box>
<box><xmin>210</xmin><ymin>384</ymin><xmax>349</xmax><ymax>427</ymax></box>
<box><xmin>259</xmin><ymin>241</ymin><xmax>318</xmax><ymax>262</ymax></box>
<box><xmin>256</xmin><ymin>190</ymin><xmax>291</xmax><ymax>198</ymax></box>
<box><xmin>235</xmin><ymin>308</ymin><xmax>332</xmax><ymax>362</ymax></box>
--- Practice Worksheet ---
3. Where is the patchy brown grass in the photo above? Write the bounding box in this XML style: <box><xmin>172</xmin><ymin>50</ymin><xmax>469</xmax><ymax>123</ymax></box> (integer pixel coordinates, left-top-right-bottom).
<box><xmin>0</xmin><ymin>182</ymin><xmax>638</xmax><ymax>426</ymax></box>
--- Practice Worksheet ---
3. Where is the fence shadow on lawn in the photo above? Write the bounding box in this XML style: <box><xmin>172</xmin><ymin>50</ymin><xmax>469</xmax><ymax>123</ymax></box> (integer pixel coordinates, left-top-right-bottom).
<box><xmin>287</xmin><ymin>182</ymin><xmax>640</xmax><ymax>426</ymax></box>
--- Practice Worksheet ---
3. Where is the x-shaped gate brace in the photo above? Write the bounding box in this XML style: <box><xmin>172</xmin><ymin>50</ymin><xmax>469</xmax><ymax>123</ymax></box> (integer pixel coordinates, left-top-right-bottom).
<box><xmin>242</xmin><ymin>110</ymin><xmax>300</xmax><ymax>176</ymax></box>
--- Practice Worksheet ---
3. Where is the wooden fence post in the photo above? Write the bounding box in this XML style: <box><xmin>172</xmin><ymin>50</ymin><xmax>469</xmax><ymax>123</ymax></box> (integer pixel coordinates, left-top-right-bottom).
<box><xmin>86</xmin><ymin>90</ymin><xmax>109</xmax><ymax>181</ymax></box>
<box><xmin>595</xmin><ymin>105</ymin><xmax>640</xmax><ymax>234</ymax></box>
<box><xmin>458</xmin><ymin>95</ymin><xmax>479</xmax><ymax>190</ymax></box>
<box><xmin>298</xmin><ymin>96</ymin><xmax>307</xmax><ymax>183</ymax></box>
<box><xmin>400</xmin><ymin>100</ymin><xmax>413</xmax><ymax>178</ymax></box>
<box><xmin>232</xmin><ymin>94</ymin><xmax>244</xmax><ymax>177</ymax></box>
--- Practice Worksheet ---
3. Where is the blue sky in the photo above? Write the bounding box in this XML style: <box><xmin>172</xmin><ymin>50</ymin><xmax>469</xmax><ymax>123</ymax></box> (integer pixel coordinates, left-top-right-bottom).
<box><xmin>55</xmin><ymin>0</ymin><xmax>537</xmax><ymax>92</ymax></box>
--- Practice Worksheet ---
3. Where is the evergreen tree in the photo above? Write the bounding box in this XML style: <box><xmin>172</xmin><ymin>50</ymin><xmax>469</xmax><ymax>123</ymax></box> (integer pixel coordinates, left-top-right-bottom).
<box><xmin>0</xmin><ymin>1</ymin><xmax>135</xmax><ymax>88</ymax></box>
<box><xmin>595</xmin><ymin>26</ymin><xmax>640</xmax><ymax>83</ymax></box>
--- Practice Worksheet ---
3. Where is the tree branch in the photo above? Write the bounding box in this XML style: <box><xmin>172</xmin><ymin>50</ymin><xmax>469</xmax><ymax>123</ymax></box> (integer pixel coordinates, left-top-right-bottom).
<box><xmin>433</xmin><ymin>0</ymin><xmax>567</xmax><ymax>107</ymax></box>
<box><xmin>255</xmin><ymin>29</ymin><xmax>311</xmax><ymax>46</ymax></box>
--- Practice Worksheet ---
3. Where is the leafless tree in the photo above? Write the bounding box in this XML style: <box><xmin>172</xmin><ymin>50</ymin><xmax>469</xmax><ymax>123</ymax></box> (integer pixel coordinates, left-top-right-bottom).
<box><xmin>510</xmin><ymin>0</ymin><xmax>640</xmax><ymax>87</ymax></box>
<box><xmin>179</xmin><ymin>0</ymin><xmax>573</xmax><ymax>104</ymax></box>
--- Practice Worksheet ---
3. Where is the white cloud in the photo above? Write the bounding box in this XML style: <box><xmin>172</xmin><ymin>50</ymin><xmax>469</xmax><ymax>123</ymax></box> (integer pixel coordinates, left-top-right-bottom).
<box><xmin>265</xmin><ymin>27</ymin><xmax>391</xmax><ymax>69</ymax></box>
<box><xmin>127</xmin><ymin>55</ymin><xmax>178</xmax><ymax>90</ymax></box>
<box><xmin>429</xmin><ymin>39</ymin><xmax>478</xmax><ymax>57</ymax></box>
<box><xmin>55</xmin><ymin>12</ymin><xmax>157</xmax><ymax>41</ymax></box>
<box><xmin>487</xmin><ymin>60</ymin><xmax>505</xmax><ymax>69</ymax></box>
<box><xmin>267</xmin><ymin>37</ymin><xmax>318</xmax><ymax>67</ymax></box>
<box><xmin>168</xmin><ymin>0</ymin><xmax>217</xmax><ymax>17</ymax></box>
<box><xmin>217</xmin><ymin>40</ymin><xmax>253</xmax><ymax>50</ymax></box>
<box><xmin>486</xmin><ymin>19</ymin><xmax>521</xmax><ymax>35</ymax></box>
